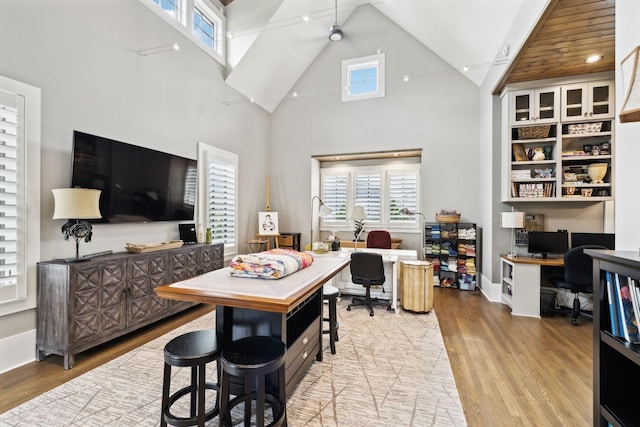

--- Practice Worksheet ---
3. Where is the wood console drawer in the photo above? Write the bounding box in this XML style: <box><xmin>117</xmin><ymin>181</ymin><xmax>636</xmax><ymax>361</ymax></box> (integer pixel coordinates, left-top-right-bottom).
<box><xmin>285</xmin><ymin>317</ymin><xmax>320</xmax><ymax>385</ymax></box>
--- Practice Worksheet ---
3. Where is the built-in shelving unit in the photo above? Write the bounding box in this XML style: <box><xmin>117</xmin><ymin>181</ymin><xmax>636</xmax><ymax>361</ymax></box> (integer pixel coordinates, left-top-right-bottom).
<box><xmin>502</xmin><ymin>77</ymin><xmax>614</xmax><ymax>203</ymax></box>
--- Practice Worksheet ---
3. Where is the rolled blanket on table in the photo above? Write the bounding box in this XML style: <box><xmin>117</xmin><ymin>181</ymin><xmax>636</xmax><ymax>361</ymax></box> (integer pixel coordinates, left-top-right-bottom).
<box><xmin>229</xmin><ymin>248</ymin><xmax>314</xmax><ymax>279</ymax></box>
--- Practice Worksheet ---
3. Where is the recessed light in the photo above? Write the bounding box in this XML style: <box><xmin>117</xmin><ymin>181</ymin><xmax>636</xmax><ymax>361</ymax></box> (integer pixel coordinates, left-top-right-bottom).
<box><xmin>403</xmin><ymin>75</ymin><xmax>410</xmax><ymax>82</ymax></box>
<box><xmin>302</xmin><ymin>14</ymin><xmax>309</xmax><ymax>22</ymax></box>
<box><xmin>463</xmin><ymin>66</ymin><xmax>469</xmax><ymax>72</ymax></box>
<box><xmin>585</xmin><ymin>55</ymin><xmax>603</xmax><ymax>64</ymax></box>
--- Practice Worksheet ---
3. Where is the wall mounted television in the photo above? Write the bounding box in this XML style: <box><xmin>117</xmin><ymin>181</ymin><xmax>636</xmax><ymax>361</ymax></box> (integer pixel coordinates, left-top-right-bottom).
<box><xmin>71</xmin><ymin>130</ymin><xmax>196</xmax><ymax>223</ymax></box>
<box><xmin>570</xmin><ymin>232</ymin><xmax>615</xmax><ymax>250</ymax></box>
<box><xmin>527</xmin><ymin>231</ymin><xmax>569</xmax><ymax>258</ymax></box>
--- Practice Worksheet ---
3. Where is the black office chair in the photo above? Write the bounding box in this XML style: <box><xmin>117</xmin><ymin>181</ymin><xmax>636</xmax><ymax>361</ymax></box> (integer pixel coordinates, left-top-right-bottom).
<box><xmin>347</xmin><ymin>252</ymin><xmax>392</xmax><ymax>316</ymax></box>
<box><xmin>549</xmin><ymin>244</ymin><xmax>606</xmax><ymax>326</ymax></box>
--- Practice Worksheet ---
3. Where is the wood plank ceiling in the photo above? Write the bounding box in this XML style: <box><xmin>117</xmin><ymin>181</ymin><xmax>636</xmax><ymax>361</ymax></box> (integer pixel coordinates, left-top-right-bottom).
<box><xmin>494</xmin><ymin>0</ymin><xmax>615</xmax><ymax>94</ymax></box>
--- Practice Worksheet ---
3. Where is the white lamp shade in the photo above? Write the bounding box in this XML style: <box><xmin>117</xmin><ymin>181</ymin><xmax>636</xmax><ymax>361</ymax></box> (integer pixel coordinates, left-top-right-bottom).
<box><xmin>501</xmin><ymin>211</ymin><xmax>524</xmax><ymax>229</ymax></box>
<box><xmin>319</xmin><ymin>204</ymin><xmax>332</xmax><ymax>217</ymax></box>
<box><xmin>350</xmin><ymin>205</ymin><xmax>367</xmax><ymax>221</ymax></box>
<box><xmin>52</xmin><ymin>188</ymin><xmax>102</xmax><ymax>219</ymax></box>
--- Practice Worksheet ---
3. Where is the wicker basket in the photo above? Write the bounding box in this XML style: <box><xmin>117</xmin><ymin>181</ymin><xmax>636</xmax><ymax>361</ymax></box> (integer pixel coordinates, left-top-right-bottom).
<box><xmin>517</xmin><ymin>125</ymin><xmax>551</xmax><ymax>140</ymax></box>
<box><xmin>435</xmin><ymin>214</ymin><xmax>461</xmax><ymax>223</ymax></box>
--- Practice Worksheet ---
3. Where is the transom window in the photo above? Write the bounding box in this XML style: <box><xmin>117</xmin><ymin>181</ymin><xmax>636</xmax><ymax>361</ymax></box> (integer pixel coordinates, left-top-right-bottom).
<box><xmin>342</xmin><ymin>53</ymin><xmax>385</xmax><ymax>102</ymax></box>
<box><xmin>141</xmin><ymin>0</ymin><xmax>226</xmax><ymax>65</ymax></box>
<box><xmin>194</xmin><ymin>6</ymin><xmax>215</xmax><ymax>49</ymax></box>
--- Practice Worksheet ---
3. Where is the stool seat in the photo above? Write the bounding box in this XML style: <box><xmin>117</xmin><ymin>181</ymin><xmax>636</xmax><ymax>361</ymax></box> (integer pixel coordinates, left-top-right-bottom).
<box><xmin>219</xmin><ymin>336</ymin><xmax>287</xmax><ymax>427</ymax></box>
<box><xmin>161</xmin><ymin>330</ymin><xmax>221</xmax><ymax>427</ymax></box>
<box><xmin>323</xmin><ymin>285</ymin><xmax>340</xmax><ymax>354</ymax></box>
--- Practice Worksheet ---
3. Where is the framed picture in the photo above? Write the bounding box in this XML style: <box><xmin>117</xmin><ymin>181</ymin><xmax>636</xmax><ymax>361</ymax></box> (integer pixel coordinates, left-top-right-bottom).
<box><xmin>512</xmin><ymin>143</ymin><xmax>527</xmax><ymax>162</ymax></box>
<box><xmin>258</xmin><ymin>212</ymin><xmax>279</xmax><ymax>235</ymax></box>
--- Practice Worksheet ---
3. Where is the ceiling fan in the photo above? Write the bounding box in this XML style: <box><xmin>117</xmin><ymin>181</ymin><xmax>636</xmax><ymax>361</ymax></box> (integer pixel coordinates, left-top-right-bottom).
<box><xmin>328</xmin><ymin>0</ymin><xmax>343</xmax><ymax>41</ymax></box>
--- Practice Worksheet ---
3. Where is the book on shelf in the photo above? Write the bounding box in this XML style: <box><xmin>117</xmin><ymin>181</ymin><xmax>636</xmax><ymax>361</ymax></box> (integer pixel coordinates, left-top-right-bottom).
<box><xmin>605</xmin><ymin>272</ymin><xmax>620</xmax><ymax>337</ymax></box>
<box><xmin>607</xmin><ymin>272</ymin><xmax>640</xmax><ymax>343</ymax></box>
<box><xmin>511</xmin><ymin>182</ymin><xmax>556</xmax><ymax>198</ymax></box>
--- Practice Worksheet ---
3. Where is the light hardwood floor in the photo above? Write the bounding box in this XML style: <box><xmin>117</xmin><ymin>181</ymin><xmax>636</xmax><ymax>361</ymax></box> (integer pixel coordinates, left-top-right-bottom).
<box><xmin>0</xmin><ymin>287</ymin><xmax>592</xmax><ymax>426</ymax></box>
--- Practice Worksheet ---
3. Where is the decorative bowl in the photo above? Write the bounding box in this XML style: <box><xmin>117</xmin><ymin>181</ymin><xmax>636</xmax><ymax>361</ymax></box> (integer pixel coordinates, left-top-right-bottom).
<box><xmin>588</xmin><ymin>163</ymin><xmax>608</xmax><ymax>183</ymax></box>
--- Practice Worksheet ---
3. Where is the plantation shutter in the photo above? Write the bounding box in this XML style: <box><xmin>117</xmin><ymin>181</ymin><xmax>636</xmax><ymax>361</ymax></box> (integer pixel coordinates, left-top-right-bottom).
<box><xmin>321</xmin><ymin>173</ymin><xmax>348</xmax><ymax>225</ymax></box>
<box><xmin>0</xmin><ymin>91</ymin><xmax>25</xmax><ymax>302</ymax></box>
<box><xmin>388</xmin><ymin>170</ymin><xmax>419</xmax><ymax>224</ymax></box>
<box><xmin>354</xmin><ymin>172</ymin><xmax>381</xmax><ymax>223</ymax></box>
<box><xmin>207</xmin><ymin>158</ymin><xmax>236</xmax><ymax>246</ymax></box>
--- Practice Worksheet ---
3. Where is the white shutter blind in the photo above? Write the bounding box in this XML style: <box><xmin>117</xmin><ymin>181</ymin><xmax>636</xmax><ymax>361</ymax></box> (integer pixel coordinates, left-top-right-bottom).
<box><xmin>0</xmin><ymin>93</ymin><xmax>23</xmax><ymax>296</ymax></box>
<box><xmin>207</xmin><ymin>158</ymin><xmax>236</xmax><ymax>245</ymax></box>
<box><xmin>354</xmin><ymin>172</ymin><xmax>381</xmax><ymax>222</ymax></box>
<box><xmin>321</xmin><ymin>173</ymin><xmax>348</xmax><ymax>224</ymax></box>
<box><xmin>388</xmin><ymin>170</ymin><xmax>419</xmax><ymax>224</ymax></box>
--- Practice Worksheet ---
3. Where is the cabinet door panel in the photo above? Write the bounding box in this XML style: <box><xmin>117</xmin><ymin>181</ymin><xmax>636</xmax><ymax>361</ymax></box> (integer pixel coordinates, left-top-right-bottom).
<box><xmin>168</xmin><ymin>249</ymin><xmax>200</xmax><ymax>282</ymax></box>
<box><xmin>128</xmin><ymin>255</ymin><xmax>168</xmax><ymax>322</ymax></box>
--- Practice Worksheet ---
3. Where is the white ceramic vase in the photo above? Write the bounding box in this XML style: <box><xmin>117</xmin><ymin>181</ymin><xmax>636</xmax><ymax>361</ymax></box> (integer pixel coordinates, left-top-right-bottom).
<box><xmin>588</xmin><ymin>163</ymin><xmax>608</xmax><ymax>183</ymax></box>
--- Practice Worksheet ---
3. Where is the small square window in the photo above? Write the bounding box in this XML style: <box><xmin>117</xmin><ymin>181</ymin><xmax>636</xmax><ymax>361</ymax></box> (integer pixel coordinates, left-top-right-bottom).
<box><xmin>342</xmin><ymin>53</ymin><xmax>385</xmax><ymax>102</ymax></box>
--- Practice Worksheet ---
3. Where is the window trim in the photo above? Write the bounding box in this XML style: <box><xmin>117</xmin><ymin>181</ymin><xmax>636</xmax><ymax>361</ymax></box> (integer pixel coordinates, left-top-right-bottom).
<box><xmin>0</xmin><ymin>75</ymin><xmax>40</xmax><ymax>316</ymax></box>
<box><xmin>197</xmin><ymin>143</ymin><xmax>237</xmax><ymax>259</ymax></box>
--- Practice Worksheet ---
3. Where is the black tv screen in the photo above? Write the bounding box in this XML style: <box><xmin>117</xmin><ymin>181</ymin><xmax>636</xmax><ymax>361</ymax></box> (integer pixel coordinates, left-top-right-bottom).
<box><xmin>71</xmin><ymin>131</ymin><xmax>196</xmax><ymax>223</ymax></box>
<box><xmin>527</xmin><ymin>231</ymin><xmax>569</xmax><ymax>258</ymax></box>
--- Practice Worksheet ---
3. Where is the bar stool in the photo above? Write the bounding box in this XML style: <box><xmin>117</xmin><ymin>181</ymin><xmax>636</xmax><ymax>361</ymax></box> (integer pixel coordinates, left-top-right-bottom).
<box><xmin>323</xmin><ymin>284</ymin><xmax>340</xmax><ymax>354</ymax></box>
<box><xmin>161</xmin><ymin>330</ymin><xmax>221</xmax><ymax>427</ymax></box>
<box><xmin>218</xmin><ymin>336</ymin><xmax>287</xmax><ymax>427</ymax></box>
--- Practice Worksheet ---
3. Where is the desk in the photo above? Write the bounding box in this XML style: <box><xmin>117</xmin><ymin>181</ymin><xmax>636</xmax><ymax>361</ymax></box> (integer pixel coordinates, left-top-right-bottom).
<box><xmin>312</xmin><ymin>248</ymin><xmax>417</xmax><ymax>312</ymax></box>
<box><xmin>155</xmin><ymin>256</ymin><xmax>350</xmax><ymax>395</ymax></box>
<box><xmin>500</xmin><ymin>255</ymin><xmax>564</xmax><ymax>317</ymax></box>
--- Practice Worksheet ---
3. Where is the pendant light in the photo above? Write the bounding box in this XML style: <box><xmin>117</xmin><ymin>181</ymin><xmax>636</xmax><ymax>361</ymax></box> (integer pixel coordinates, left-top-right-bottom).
<box><xmin>328</xmin><ymin>0</ymin><xmax>343</xmax><ymax>42</ymax></box>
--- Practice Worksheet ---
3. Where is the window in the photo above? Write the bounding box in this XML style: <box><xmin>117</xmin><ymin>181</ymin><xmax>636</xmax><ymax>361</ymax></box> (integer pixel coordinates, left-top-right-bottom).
<box><xmin>342</xmin><ymin>53</ymin><xmax>385</xmax><ymax>102</ymax></box>
<box><xmin>153</xmin><ymin>0</ymin><xmax>179</xmax><ymax>19</ymax></box>
<box><xmin>0</xmin><ymin>75</ymin><xmax>40</xmax><ymax>315</ymax></box>
<box><xmin>141</xmin><ymin>0</ymin><xmax>226</xmax><ymax>65</ymax></box>
<box><xmin>197</xmin><ymin>143</ymin><xmax>237</xmax><ymax>257</ymax></box>
<box><xmin>194</xmin><ymin>6</ymin><xmax>215</xmax><ymax>49</ymax></box>
<box><xmin>320</xmin><ymin>162</ymin><xmax>420</xmax><ymax>231</ymax></box>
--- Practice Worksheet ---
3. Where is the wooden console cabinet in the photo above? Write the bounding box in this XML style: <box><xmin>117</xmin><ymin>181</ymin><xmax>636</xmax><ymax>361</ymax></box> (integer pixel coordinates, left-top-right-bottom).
<box><xmin>36</xmin><ymin>243</ymin><xmax>223</xmax><ymax>369</ymax></box>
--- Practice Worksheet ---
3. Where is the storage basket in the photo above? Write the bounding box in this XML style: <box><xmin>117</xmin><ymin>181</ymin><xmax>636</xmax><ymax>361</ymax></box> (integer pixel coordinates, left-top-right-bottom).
<box><xmin>435</xmin><ymin>213</ymin><xmax>461</xmax><ymax>223</ymax></box>
<box><xmin>517</xmin><ymin>125</ymin><xmax>551</xmax><ymax>140</ymax></box>
<box><xmin>567</xmin><ymin>122</ymin><xmax>603</xmax><ymax>134</ymax></box>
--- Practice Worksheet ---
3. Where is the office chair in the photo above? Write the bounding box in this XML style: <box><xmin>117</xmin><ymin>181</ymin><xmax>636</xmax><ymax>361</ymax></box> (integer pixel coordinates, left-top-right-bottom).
<box><xmin>347</xmin><ymin>252</ymin><xmax>392</xmax><ymax>316</ymax></box>
<box><xmin>548</xmin><ymin>244</ymin><xmax>606</xmax><ymax>326</ymax></box>
<box><xmin>366</xmin><ymin>230</ymin><xmax>392</xmax><ymax>249</ymax></box>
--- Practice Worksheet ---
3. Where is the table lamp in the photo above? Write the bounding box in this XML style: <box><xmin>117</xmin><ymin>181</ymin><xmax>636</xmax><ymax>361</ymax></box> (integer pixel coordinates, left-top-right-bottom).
<box><xmin>310</xmin><ymin>195</ymin><xmax>333</xmax><ymax>249</ymax></box>
<box><xmin>501</xmin><ymin>211</ymin><xmax>524</xmax><ymax>257</ymax></box>
<box><xmin>350</xmin><ymin>205</ymin><xmax>367</xmax><ymax>251</ymax></box>
<box><xmin>52</xmin><ymin>188</ymin><xmax>102</xmax><ymax>262</ymax></box>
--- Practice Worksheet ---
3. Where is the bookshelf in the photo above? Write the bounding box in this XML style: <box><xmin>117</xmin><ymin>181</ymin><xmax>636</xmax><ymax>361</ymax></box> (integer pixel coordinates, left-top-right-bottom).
<box><xmin>587</xmin><ymin>249</ymin><xmax>640</xmax><ymax>427</ymax></box>
<box><xmin>424</xmin><ymin>222</ymin><xmax>478</xmax><ymax>290</ymax></box>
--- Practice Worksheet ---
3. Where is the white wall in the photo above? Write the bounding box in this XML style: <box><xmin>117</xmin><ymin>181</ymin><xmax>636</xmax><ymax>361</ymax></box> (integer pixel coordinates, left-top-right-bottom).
<box><xmin>269</xmin><ymin>5</ymin><xmax>483</xmax><ymax>253</ymax></box>
<box><xmin>615</xmin><ymin>1</ymin><xmax>640</xmax><ymax>250</ymax></box>
<box><xmin>0</xmin><ymin>0</ymin><xmax>270</xmax><ymax>370</ymax></box>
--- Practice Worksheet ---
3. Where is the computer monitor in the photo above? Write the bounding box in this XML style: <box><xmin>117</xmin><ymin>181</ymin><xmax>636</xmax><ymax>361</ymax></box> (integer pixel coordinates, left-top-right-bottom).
<box><xmin>527</xmin><ymin>231</ymin><xmax>569</xmax><ymax>258</ymax></box>
<box><xmin>570</xmin><ymin>232</ymin><xmax>615</xmax><ymax>250</ymax></box>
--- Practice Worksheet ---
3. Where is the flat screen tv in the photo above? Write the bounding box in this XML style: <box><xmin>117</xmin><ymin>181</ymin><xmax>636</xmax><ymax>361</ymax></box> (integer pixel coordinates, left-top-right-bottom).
<box><xmin>71</xmin><ymin>130</ymin><xmax>196</xmax><ymax>223</ymax></box>
<box><xmin>571</xmin><ymin>232</ymin><xmax>615</xmax><ymax>250</ymax></box>
<box><xmin>527</xmin><ymin>231</ymin><xmax>569</xmax><ymax>258</ymax></box>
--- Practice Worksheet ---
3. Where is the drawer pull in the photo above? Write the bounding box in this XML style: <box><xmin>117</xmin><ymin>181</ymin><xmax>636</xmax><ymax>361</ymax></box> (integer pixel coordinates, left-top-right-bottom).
<box><xmin>302</xmin><ymin>336</ymin><xmax>308</xmax><ymax>345</ymax></box>
<box><xmin>302</xmin><ymin>351</ymin><xmax>308</xmax><ymax>359</ymax></box>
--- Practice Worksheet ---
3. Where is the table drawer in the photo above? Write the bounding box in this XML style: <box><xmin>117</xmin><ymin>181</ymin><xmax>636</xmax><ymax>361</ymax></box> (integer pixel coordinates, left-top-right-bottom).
<box><xmin>286</xmin><ymin>318</ymin><xmax>320</xmax><ymax>381</ymax></box>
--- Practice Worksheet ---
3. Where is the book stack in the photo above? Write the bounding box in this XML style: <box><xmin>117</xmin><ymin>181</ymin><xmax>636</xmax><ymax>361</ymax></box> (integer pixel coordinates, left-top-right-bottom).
<box><xmin>511</xmin><ymin>170</ymin><xmax>531</xmax><ymax>180</ymax></box>
<box><xmin>605</xmin><ymin>271</ymin><xmax>640</xmax><ymax>343</ymax></box>
<box><xmin>511</xmin><ymin>182</ymin><xmax>556</xmax><ymax>198</ymax></box>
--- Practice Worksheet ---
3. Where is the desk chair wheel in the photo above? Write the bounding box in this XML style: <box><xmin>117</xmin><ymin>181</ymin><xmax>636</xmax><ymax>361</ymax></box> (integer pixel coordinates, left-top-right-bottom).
<box><xmin>369</xmin><ymin>310</ymin><xmax>374</xmax><ymax>317</ymax></box>
<box><xmin>386</xmin><ymin>306</ymin><xmax>393</xmax><ymax>311</ymax></box>
<box><xmin>347</xmin><ymin>306</ymin><xmax>351</xmax><ymax>311</ymax></box>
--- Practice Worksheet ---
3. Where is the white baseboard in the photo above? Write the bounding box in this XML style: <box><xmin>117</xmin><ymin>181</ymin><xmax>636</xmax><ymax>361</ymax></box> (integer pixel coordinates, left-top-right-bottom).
<box><xmin>478</xmin><ymin>273</ymin><xmax>503</xmax><ymax>303</ymax></box>
<box><xmin>0</xmin><ymin>329</ymin><xmax>36</xmax><ymax>374</ymax></box>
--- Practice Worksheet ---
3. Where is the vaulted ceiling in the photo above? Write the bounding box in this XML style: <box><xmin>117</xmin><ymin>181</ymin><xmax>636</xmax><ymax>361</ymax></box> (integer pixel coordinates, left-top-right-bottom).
<box><xmin>222</xmin><ymin>0</ymin><xmax>615</xmax><ymax>112</ymax></box>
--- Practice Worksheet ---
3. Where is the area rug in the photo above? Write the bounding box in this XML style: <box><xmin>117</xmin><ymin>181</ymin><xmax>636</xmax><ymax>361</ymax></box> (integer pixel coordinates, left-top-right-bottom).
<box><xmin>0</xmin><ymin>299</ymin><xmax>466</xmax><ymax>426</ymax></box>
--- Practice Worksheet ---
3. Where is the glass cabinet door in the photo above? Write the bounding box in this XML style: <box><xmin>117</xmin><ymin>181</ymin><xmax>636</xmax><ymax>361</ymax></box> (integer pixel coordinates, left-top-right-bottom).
<box><xmin>562</xmin><ymin>85</ymin><xmax>585</xmax><ymax>120</ymax></box>
<box><xmin>590</xmin><ymin>82</ymin><xmax>612</xmax><ymax>118</ymax></box>
<box><xmin>513</xmin><ymin>92</ymin><xmax>532</xmax><ymax>123</ymax></box>
<box><xmin>537</xmin><ymin>90</ymin><xmax>557</xmax><ymax>121</ymax></box>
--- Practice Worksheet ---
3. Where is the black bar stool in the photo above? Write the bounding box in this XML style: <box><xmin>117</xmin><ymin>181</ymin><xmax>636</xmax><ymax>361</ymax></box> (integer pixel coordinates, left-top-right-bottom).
<box><xmin>218</xmin><ymin>336</ymin><xmax>287</xmax><ymax>427</ymax></box>
<box><xmin>161</xmin><ymin>330</ymin><xmax>221</xmax><ymax>427</ymax></box>
<box><xmin>323</xmin><ymin>284</ymin><xmax>340</xmax><ymax>354</ymax></box>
